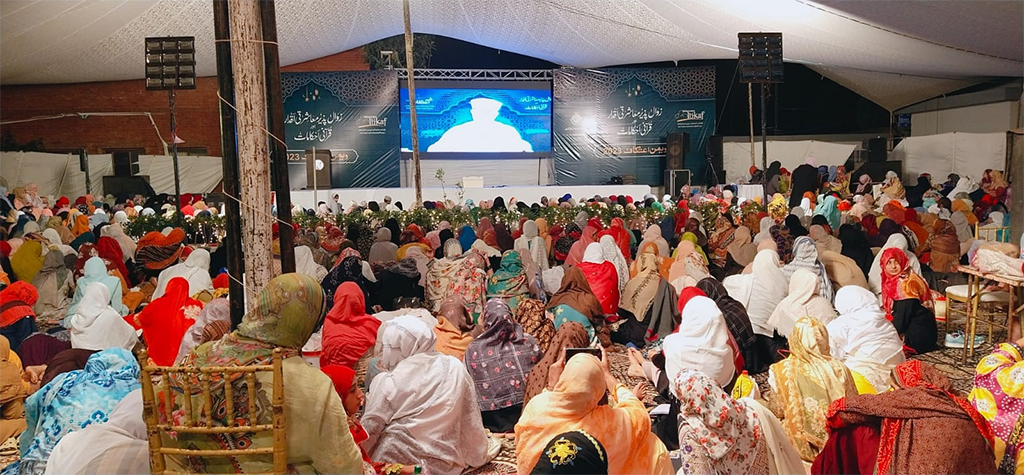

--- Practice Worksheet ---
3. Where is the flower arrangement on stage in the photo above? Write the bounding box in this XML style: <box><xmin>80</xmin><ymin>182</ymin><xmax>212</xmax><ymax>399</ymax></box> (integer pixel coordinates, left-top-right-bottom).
<box><xmin>729</xmin><ymin>199</ymin><xmax>764</xmax><ymax>226</ymax></box>
<box><xmin>126</xmin><ymin>203</ymin><xmax>676</xmax><ymax>243</ymax></box>
<box><xmin>122</xmin><ymin>213</ymin><xmax>226</xmax><ymax>243</ymax></box>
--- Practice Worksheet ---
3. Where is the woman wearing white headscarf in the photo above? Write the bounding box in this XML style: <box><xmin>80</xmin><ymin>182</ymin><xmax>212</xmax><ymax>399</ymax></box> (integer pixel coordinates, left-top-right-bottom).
<box><xmin>100</xmin><ymin>223</ymin><xmax>136</xmax><ymax>263</ymax></box>
<box><xmin>362</xmin><ymin>315</ymin><xmax>491</xmax><ymax>474</ymax></box>
<box><xmin>782</xmin><ymin>236</ymin><xmax>835</xmax><ymax>303</ymax></box>
<box><xmin>638</xmin><ymin>225</ymin><xmax>670</xmax><ymax>258</ymax></box>
<box><xmin>152</xmin><ymin>248</ymin><xmax>215</xmax><ymax>299</ymax></box>
<box><xmin>827</xmin><ymin>286</ymin><xmax>905</xmax><ymax>393</ymax></box>
<box><xmin>513</xmin><ymin>220</ymin><xmax>548</xmax><ymax>271</ymax></box>
<box><xmin>112</xmin><ymin>210</ymin><xmax>129</xmax><ymax>224</ymax></box>
<box><xmin>768</xmin><ymin>269</ymin><xmax>838</xmax><ymax>339</ymax></box>
<box><xmin>598</xmin><ymin>235</ymin><xmax>628</xmax><ymax>292</ymax></box>
<box><xmin>43</xmin><ymin>389</ymin><xmax>149</xmax><ymax>475</ymax></box>
<box><xmin>368</xmin><ymin>227</ymin><xmax>399</xmax><ymax>263</ymax></box>
<box><xmin>41</xmin><ymin>228</ymin><xmax>76</xmax><ymax>258</ymax></box>
<box><xmin>294</xmin><ymin>245</ymin><xmax>328</xmax><ymax>282</ymax></box>
<box><xmin>663</xmin><ymin>296</ymin><xmax>736</xmax><ymax>387</ymax></box>
<box><xmin>753</xmin><ymin>216</ymin><xmax>775</xmax><ymax>245</ymax></box>
<box><xmin>946</xmin><ymin>175</ymin><xmax>979</xmax><ymax>198</ymax></box>
<box><xmin>867</xmin><ymin>233</ymin><xmax>921</xmax><ymax>296</ymax></box>
<box><xmin>66</xmin><ymin>283</ymin><xmax>138</xmax><ymax>352</ymax></box>
<box><xmin>724</xmin><ymin>249</ymin><xmax>788</xmax><ymax>340</ymax></box>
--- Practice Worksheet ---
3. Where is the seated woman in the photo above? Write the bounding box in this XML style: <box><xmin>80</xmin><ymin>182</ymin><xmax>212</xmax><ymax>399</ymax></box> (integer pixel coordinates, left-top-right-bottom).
<box><xmin>43</xmin><ymin>389</ymin><xmax>149</xmax><ymax>475</ymax></box>
<box><xmin>486</xmin><ymin>250</ymin><xmax>530</xmax><ymax>311</ymax></box>
<box><xmin>321</xmin><ymin>365</ymin><xmax>413</xmax><ymax>475</ymax></box>
<box><xmin>783</xmin><ymin>236</ymin><xmax>835</xmax><ymax>303</ymax></box>
<box><xmin>66</xmin><ymin>256</ymin><xmax>128</xmax><ymax>321</ymax></box>
<box><xmin>868</xmin><ymin>233</ymin><xmax>921</xmax><ymax>296</ymax></box>
<box><xmin>169</xmin><ymin>274</ymin><xmax>362</xmax><ymax>474</ymax></box>
<box><xmin>515</xmin><ymin>349</ymin><xmax>673</xmax><ymax>474</ymax></box>
<box><xmin>363</xmin><ymin>315</ymin><xmax>491</xmax><ymax>474</ymax></box>
<box><xmin>768</xmin><ymin>268</ymin><xmax>838</xmax><ymax>339</ymax></box>
<box><xmin>769</xmin><ymin>318</ymin><xmax>857</xmax><ymax>462</ymax></box>
<box><xmin>424</xmin><ymin>239</ymin><xmax>487</xmax><ymax>318</ymax></box>
<box><xmin>1</xmin><ymin>282</ymin><xmax>39</xmax><ymax>352</ymax></box>
<box><xmin>367</xmin><ymin>227</ymin><xmax>398</xmax><ymax>263</ymax></box>
<box><xmin>918</xmin><ymin>218</ymin><xmax>961</xmax><ymax>273</ymax></box>
<box><xmin>828</xmin><ymin>286</ymin><xmax>905</xmax><ymax>393</ymax></box>
<box><xmin>65</xmin><ymin>283</ymin><xmax>138</xmax><ymax>352</ymax></box>
<box><xmin>880</xmin><ymin>248</ymin><xmax>938</xmax><ymax>354</ymax></box>
<box><xmin>137</xmin><ymin>277</ymin><xmax>200</xmax><ymax>366</ymax></box>
<box><xmin>673</xmin><ymin>369</ymin><xmax>805</xmax><ymax>475</ymax></box>
<box><xmin>152</xmin><ymin>248</ymin><xmax>214</xmax><ymax>299</ymax></box>
<box><xmin>10</xmin><ymin>347</ymin><xmax>139</xmax><ymax>475</ymax></box>
<box><xmin>971</xmin><ymin>339</ymin><xmax>1024</xmax><ymax>473</ymax></box>
<box><xmin>175</xmin><ymin>298</ymin><xmax>230</xmax><ymax>363</ymax></box>
<box><xmin>522</xmin><ymin>322</ymin><xmax>589</xmax><ymax>408</ymax></box>
<box><xmin>815</xmin><ymin>360</ymin><xmax>996</xmax><ymax>475</ymax></box>
<box><xmin>465</xmin><ymin>299</ymin><xmax>541</xmax><ymax>433</ymax></box>
<box><xmin>515</xmin><ymin>220</ymin><xmax>549</xmax><ymax>271</ymax></box>
<box><xmin>724</xmin><ymin>249</ymin><xmax>789</xmax><ymax>363</ymax></box>
<box><xmin>546</xmin><ymin>266</ymin><xmax>606</xmax><ymax>344</ymax></box>
<box><xmin>373</xmin><ymin>258</ymin><xmax>423</xmax><ymax>312</ymax></box>
<box><xmin>0</xmin><ymin>336</ymin><xmax>27</xmax><ymax>444</ymax></box>
<box><xmin>696</xmin><ymin>277</ymin><xmax>761</xmax><ymax>373</ymax></box>
<box><xmin>577</xmin><ymin>243</ymin><xmax>620</xmax><ymax>320</ymax></box>
<box><xmin>320</xmin><ymin>281</ymin><xmax>381</xmax><ymax>369</ymax></box>
<box><xmin>433</xmin><ymin>295</ymin><xmax>480</xmax><ymax>360</ymax></box>
<box><xmin>668</xmin><ymin>235</ymin><xmax>710</xmax><ymax>293</ymax></box>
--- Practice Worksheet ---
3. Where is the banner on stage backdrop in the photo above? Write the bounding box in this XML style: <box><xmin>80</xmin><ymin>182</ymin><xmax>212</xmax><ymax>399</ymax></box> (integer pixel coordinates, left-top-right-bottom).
<box><xmin>553</xmin><ymin>67</ymin><xmax>716</xmax><ymax>186</ymax></box>
<box><xmin>282</xmin><ymin>71</ymin><xmax>400</xmax><ymax>188</ymax></box>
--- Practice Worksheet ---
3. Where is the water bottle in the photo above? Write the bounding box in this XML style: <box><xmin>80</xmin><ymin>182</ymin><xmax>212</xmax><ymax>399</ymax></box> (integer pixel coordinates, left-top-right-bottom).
<box><xmin>731</xmin><ymin>370</ymin><xmax>760</xmax><ymax>399</ymax></box>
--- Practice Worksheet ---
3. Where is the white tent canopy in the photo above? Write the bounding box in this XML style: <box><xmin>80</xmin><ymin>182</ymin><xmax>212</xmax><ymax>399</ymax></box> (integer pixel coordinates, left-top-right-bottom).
<box><xmin>1</xmin><ymin>0</ymin><xmax>1021</xmax><ymax>110</ymax></box>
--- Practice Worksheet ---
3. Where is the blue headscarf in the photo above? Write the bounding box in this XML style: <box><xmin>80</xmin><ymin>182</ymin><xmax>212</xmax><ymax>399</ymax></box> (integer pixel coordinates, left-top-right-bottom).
<box><xmin>12</xmin><ymin>348</ymin><xmax>140</xmax><ymax>474</ymax></box>
<box><xmin>458</xmin><ymin>225</ymin><xmax>476</xmax><ymax>252</ymax></box>
<box><xmin>813</xmin><ymin>195</ymin><xmax>841</xmax><ymax>231</ymax></box>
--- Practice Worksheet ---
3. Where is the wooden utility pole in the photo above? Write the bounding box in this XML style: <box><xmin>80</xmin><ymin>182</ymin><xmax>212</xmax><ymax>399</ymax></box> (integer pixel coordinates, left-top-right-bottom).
<box><xmin>403</xmin><ymin>0</ymin><xmax>422</xmax><ymax>207</ymax></box>
<box><xmin>213</xmin><ymin>0</ymin><xmax>245</xmax><ymax>327</ymax></box>
<box><xmin>260</xmin><ymin>0</ymin><xmax>295</xmax><ymax>274</ymax></box>
<box><xmin>228</xmin><ymin>0</ymin><xmax>273</xmax><ymax>303</ymax></box>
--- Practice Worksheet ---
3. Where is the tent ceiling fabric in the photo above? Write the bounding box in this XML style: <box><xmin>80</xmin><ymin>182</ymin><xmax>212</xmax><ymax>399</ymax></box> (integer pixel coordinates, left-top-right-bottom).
<box><xmin>2</xmin><ymin>0</ymin><xmax>1021</xmax><ymax>108</ymax></box>
<box><xmin>805</xmin><ymin>66</ymin><xmax>987</xmax><ymax>112</ymax></box>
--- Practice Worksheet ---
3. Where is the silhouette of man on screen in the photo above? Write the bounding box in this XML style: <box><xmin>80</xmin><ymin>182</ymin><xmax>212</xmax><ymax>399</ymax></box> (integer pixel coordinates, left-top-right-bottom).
<box><xmin>426</xmin><ymin>97</ymin><xmax>534</xmax><ymax>153</ymax></box>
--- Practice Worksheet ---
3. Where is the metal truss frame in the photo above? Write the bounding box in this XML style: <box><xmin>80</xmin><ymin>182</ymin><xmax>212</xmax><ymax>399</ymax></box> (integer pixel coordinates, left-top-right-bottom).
<box><xmin>397</xmin><ymin>69</ymin><xmax>553</xmax><ymax>81</ymax></box>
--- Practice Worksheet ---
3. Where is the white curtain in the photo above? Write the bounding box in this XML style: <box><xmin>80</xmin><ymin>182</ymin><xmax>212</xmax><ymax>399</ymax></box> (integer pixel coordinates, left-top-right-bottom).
<box><xmin>722</xmin><ymin>140</ymin><xmax>857</xmax><ymax>183</ymax></box>
<box><xmin>892</xmin><ymin>132</ymin><xmax>1007</xmax><ymax>180</ymax></box>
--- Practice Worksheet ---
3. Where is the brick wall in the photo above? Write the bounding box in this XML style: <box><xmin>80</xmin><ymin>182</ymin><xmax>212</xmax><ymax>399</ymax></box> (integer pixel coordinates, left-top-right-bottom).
<box><xmin>0</xmin><ymin>47</ymin><xmax>369</xmax><ymax>157</ymax></box>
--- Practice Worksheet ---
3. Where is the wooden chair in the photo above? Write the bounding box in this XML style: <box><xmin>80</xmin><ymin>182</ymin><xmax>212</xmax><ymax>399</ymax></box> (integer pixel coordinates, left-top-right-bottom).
<box><xmin>976</xmin><ymin>222</ymin><xmax>1011</xmax><ymax>243</ymax></box>
<box><xmin>946</xmin><ymin>224</ymin><xmax>1013</xmax><ymax>357</ymax></box>
<box><xmin>137</xmin><ymin>348</ymin><xmax>287</xmax><ymax>475</ymax></box>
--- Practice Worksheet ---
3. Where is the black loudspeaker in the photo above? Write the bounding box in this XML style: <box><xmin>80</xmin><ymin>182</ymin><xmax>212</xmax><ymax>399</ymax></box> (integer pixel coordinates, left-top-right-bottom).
<box><xmin>664</xmin><ymin>169</ymin><xmax>692</xmax><ymax>194</ymax></box>
<box><xmin>853</xmin><ymin>161</ymin><xmax>902</xmax><ymax>183</ymax></box>
<box><xmin>102</xmin><ymin>175</ymin><xmax>155</xmax><ymax>197</ymax></box>
<box><xmin>706</xmin><ymin>135</ymin><xmax>724</xmax><ymax>184</ymax></box>
<box><xmin>666</xmin><ymin>132</ymin><xmax>689</xmax><ymax>170</ymax></box>
<box><xmin>867</xmin><ymin>138</ymin><xmax>888</xmax><ymax>162</ymax></box>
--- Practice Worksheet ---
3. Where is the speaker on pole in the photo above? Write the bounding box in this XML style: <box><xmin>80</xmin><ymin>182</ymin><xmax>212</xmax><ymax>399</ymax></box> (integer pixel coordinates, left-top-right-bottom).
<box><xmin>666</xmin><ymin>132</ymin><xmax>689</xmax><ymax>170</ymax></box>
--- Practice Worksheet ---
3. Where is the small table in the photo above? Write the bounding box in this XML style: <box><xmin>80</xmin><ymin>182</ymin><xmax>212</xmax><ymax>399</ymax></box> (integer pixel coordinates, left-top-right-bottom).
<box><xmin>955</xmin><ymin>265</ymin><xmax>1024</xmax><ymax>363</ymax></box>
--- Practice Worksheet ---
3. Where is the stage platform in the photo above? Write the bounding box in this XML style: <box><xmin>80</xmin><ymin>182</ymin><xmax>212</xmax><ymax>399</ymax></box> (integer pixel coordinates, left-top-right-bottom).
<box><xmin>290</xmin><ymin>184</ymin><xmax>653</xmax><ymax>210</ymax></box>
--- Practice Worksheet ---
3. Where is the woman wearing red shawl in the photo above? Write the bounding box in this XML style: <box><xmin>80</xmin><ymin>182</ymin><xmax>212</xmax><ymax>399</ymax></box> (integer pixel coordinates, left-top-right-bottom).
<box><xmin>597</xmin><ymin>217</ymin><xmax>631</xmax><ymax>261</ymax></box>
<box><xmin>137</xmin><ymin>277</ymin><xmax>200</xmax><ymax>365</ymax></box>
<box><xmin>814</xmin><ymin>360</ymin><xmax>995</xmax><ymax>475</ymax></box>
<box><xmin>673</xmin><ymin>201</ymin><xmax>690</xmax><ymax>237</ymax></box>
<box><xmin>576</xmin><ymin>243</ymin><xmax>620</xmax><ymax>323</ymax></box>
<box><xmin>879</xmin><ymin>248</ymin><xmax>937</xmax><ymax>355</ymax></box>
<box><xmin>565</xmin><ymin>226</ymin><xmax>598</xmax><ymax>266</ymax></box>
<box><xmin>320</xmin><ymin>282</ymin><xmax>381</xmax><ymax>369</ymax></box>
<box><xmin>95</xmin><ymin>236</ymin><xmax>129</xmax><ymax>284</ymax></box>
<box><xmin>861</xmin><ymin>215</ymin><xmax>879</xmax><ymax>237</ymax></box>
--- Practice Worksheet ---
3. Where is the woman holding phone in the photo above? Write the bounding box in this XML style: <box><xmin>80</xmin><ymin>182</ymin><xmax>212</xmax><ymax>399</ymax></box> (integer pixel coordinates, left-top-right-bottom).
<box><xmin>515</xmin><ymin>346</ymin><xmax>673</xmax><ymax>474</ymax></box>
